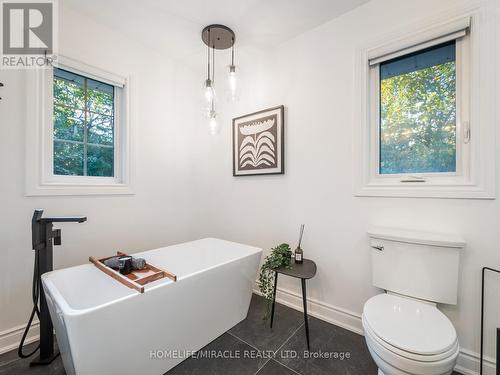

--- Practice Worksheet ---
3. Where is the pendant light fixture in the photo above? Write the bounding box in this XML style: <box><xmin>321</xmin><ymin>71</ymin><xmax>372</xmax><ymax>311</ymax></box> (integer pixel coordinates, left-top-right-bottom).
<box><xmin>227</xmin><ymin>37</ymin><xmax>239</xmax><ymax>102</ymax></box>
<box><xmin>201</xmin><ymin>24</ymin><xmax>236</xmax><ymax>134</ymax></box>
<box><xmin>203</xmin><ymin>28</ymin><xmax>214</xmax><ymax>106</ymax></box>
<box><xmin>208</xmin><ymin>43</ymin><xmax>219</xmax><ymax>135</ymax></box>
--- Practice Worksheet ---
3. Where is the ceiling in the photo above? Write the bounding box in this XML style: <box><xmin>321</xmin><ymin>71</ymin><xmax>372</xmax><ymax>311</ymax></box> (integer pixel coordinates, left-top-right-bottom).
<box><xmin>63</xmin><ymin>0</ymin><xmax>370</xmax><ymax>64</ymax></box>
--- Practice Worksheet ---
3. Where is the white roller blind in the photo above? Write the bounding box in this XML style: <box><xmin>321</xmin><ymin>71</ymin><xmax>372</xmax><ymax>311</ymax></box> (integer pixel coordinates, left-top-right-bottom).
<box><xmin>55</xmin><ymin>55</ymin><xmax>126</xmax><ymax>88</ymax></box>
<box><xmin>368</xmin><ymin>17</ymin><xmax>470</xmax><ymax>66</ymax></box>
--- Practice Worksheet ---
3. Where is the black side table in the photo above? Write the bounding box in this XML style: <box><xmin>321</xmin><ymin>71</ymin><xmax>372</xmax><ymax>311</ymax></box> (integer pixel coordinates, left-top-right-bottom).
<box><xmin>270</xmin><ymin>259</ymin><xmax>317</xmax><ymax>350</ymax></box>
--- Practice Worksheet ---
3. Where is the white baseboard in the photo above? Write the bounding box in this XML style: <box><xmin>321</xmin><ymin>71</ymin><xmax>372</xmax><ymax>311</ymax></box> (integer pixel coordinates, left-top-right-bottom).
<box><xmin>253</xmin><ymin>285</ymin><xmax>497</xmax><ymax>375</ymax></box>
<box><xmin>454</xmin><ymin>348</ymin><xmax>496</xmax><ymax>375</ymax></box>
<box><xmin>254</xmin><ymin>285</ymin><xmax>364</xmax><ymax>335</ymax></box>
<box><xmin>0</xmin><ymin>321</ymin><xmax>39</xmax><ymax>355</ymax></box>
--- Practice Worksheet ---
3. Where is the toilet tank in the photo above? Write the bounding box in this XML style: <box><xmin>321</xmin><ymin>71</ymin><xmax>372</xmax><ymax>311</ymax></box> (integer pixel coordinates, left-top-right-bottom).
<box><xmin>367</xmin><ymin>227</ymin><xmax>465</xmax><ymax>305</ymax></box>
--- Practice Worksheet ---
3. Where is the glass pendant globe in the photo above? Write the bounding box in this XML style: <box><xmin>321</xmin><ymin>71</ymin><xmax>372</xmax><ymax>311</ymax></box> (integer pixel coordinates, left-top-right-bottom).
<box><xmin>208</xmin><ymin>112</ymin><xmax>220</xmax><ymax>135</ymax></box>
<box><xmin>204</xmin><ymin>79</ymin><xmax>215</xmax><ymax>104</ymax></box>
<box><xmin>226</xmin><ymin>66</ymin><xmax>239</xmax><ymax>102</ymax></box>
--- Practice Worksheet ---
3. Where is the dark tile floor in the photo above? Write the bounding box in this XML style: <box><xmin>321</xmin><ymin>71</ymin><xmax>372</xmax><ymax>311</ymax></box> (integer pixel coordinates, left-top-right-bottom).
<box><xmin>1</xmin><ymin>294</ymin><xmax>463</xmax><ymax>375</ymax></box>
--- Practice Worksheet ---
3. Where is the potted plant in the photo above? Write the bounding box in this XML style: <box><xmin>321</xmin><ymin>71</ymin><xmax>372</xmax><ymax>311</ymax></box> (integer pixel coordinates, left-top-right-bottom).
<box><xmin>258</xmin><ymin>243</ymin><xmax>292</xmax><ymax>320</ymax></box>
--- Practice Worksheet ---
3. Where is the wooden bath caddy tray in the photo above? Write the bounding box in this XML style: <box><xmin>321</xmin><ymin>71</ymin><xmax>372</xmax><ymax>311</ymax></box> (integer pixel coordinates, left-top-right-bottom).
<box><xmin>89</xmin><ymin>251</ymin><xmax>177</xmax><ymax>293</ymax></box>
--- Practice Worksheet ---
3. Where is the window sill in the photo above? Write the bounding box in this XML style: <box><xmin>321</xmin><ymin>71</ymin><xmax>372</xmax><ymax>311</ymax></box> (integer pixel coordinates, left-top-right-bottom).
<box><xmin>355</xmin><ymin>181</ymin><xmax>494</xmax><ymax>199</ymax></box>
<box><xmin>25</xmin><ymin>182</ymin><xmax>135</xmax><ymax>197</ymax></box>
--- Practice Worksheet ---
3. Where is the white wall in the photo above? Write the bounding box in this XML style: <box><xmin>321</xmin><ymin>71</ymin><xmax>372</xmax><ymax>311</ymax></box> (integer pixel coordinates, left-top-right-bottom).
<box><xmin>0</xmin><ymin>3</ymin><xmax>201</xmax><ymax>351</ymax></box>
<box><xmin>190</xmin><ymin>0</ymin><xmax>500</xmax><ymax>374</ymax></box>
<box><xmin>1</xmin><ymin>0</ymin><xmax>499</xmax><ymax>374</ymax></box>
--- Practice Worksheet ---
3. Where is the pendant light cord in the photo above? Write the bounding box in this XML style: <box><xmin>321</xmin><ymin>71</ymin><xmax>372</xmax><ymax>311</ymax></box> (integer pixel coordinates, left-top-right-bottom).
<box><xmin>231</xmin><ymin>37</ymin><xmax>235</xmax><ymax>66</ymax></box>
<box><xmin>207</xmin><ymin>29</ymin><xmax>211</xmax><ymax>80</ymax></box>
<box><xmin>212</xmin><ymin>43</ymin><xmax>215</xmax><ymax>86</ymax></box>
<box><xmin>211</xmin><ymin>43</ymin><xmax>215</xmax><ymax>111</ymax></box>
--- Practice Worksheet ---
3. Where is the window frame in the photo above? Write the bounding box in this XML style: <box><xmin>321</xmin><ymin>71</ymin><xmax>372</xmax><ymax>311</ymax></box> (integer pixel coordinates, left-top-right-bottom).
<box><xmin>26</xmin><ymin>55</ymin><xmax>133</xmax><ymax>196</ymax></box>
<box><xmin>354</xmin><ymin>11</ymin><xmax>495</xmax><ymax>199</ymax></box>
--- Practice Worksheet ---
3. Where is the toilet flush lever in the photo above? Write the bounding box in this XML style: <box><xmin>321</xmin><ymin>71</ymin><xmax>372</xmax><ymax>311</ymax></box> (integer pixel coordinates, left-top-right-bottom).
<box><xmin>371</xmin><ymin>244</ymin><xmax>384</xmax><ymax>251</ymax></box>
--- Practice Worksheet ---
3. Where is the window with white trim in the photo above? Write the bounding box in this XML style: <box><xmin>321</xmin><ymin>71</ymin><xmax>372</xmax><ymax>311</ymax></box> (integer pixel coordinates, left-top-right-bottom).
<box><xmin>25</xmin><ymin>56</ymin><xmax>132</xmax><ymax>196</ymax></box>
<box><xmin>354</xmin><ymin>15</ymin><xmax>494</xmax><ymax>199</ymax></box>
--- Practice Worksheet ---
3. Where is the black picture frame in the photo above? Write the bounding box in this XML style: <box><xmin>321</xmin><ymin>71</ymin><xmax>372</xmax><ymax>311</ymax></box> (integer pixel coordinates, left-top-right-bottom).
<box><xmin>232</xmin><ymin>105</ymin><xmax>285</xmax><ymax>176</ymax></box>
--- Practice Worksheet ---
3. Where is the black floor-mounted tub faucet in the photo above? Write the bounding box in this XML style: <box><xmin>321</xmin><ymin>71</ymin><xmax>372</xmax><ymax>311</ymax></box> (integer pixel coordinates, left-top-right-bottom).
<box><xmin>18</xmin><ymin>209</ymin><xmax>87</xmax><ymax>366</ymax></box>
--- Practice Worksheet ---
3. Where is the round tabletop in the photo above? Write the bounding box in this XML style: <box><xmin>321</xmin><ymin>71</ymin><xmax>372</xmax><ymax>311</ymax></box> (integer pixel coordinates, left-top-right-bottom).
<box><xmin>273</xmin><ymin>259</ymin><xmax>317</xmax><ymax>280</ymax></box>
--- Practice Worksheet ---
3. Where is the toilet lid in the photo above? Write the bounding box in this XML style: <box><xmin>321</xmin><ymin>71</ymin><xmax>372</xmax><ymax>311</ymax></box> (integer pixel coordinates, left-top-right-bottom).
<box><xmin>363</xmin><ymin>294</ymin><xmax>457</xmax><ymax>355</ymax></box>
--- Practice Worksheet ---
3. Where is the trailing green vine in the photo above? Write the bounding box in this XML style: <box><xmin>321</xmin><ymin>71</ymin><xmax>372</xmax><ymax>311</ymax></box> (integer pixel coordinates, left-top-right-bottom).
<box><xmin>258</xmin><ymin>243</ymin><xmax>292</xmax><ymax>321</ymax></box>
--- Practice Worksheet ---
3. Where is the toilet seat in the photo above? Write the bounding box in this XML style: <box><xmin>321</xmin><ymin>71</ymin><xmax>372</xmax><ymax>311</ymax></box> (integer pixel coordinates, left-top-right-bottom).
<box><xmin>363</xmin><ymin>315</ymin><xmax>458</xmax><ymax>362</ymax></box>
<box><xmin>365</xmin><ymin>339</ymin><xmax>458</xmax><ymax>375</ymax></box>
<box><xmin>364</xmin><ymin>319</ymin><xmax>459</xmax><ymax>375</ymax></box>
<box><xmin>362</xmin><ymin>294</ymin><xmax>459</xmax><ymax>375</ymax></box>
<box><xmin>363</xmin><ymin>294</ymin><xmax>457</xmax><ymax>355</ymax></box>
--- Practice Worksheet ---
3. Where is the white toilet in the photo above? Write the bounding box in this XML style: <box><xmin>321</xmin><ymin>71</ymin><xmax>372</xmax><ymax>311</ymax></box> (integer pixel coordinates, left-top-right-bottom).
<box><xmin>363</xmin><ymin>227</ymin><xmax>465</xmax><ymax>375</ymax></box>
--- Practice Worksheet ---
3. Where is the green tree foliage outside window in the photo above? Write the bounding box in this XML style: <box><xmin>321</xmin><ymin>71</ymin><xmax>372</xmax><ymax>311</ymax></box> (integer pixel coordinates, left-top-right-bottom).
<box><xmin>53</xmin><ymin>68</ymin><xmax>114</xmax><ymax>177</ymax></box>
<box><xmin>379</xmin><ymin>42</ymin><xmax>457</xmax><ymax>175</ymax></box>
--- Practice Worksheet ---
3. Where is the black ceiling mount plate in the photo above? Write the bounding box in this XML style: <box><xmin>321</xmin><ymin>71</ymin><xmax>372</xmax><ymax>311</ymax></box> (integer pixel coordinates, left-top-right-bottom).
<box><xmin>202</xmin><ymin>24</ymin><xmax>235</xmax><ymax>50</ymax></box>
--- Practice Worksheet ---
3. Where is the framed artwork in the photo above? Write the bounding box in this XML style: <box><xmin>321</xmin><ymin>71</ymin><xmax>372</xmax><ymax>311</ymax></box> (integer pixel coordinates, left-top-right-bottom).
<box><xmin>232</xmin><ymin>105</ymin><xmax>285</xmax><ymax>176</ymax></box>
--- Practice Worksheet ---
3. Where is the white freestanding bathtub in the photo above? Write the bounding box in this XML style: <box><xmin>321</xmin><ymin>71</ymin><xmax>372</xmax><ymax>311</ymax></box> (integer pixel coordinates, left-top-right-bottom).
<box><xmin>41</xmin><ymin>238</ymin><xmax>262</xmax><ymax>375</ymax></box>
